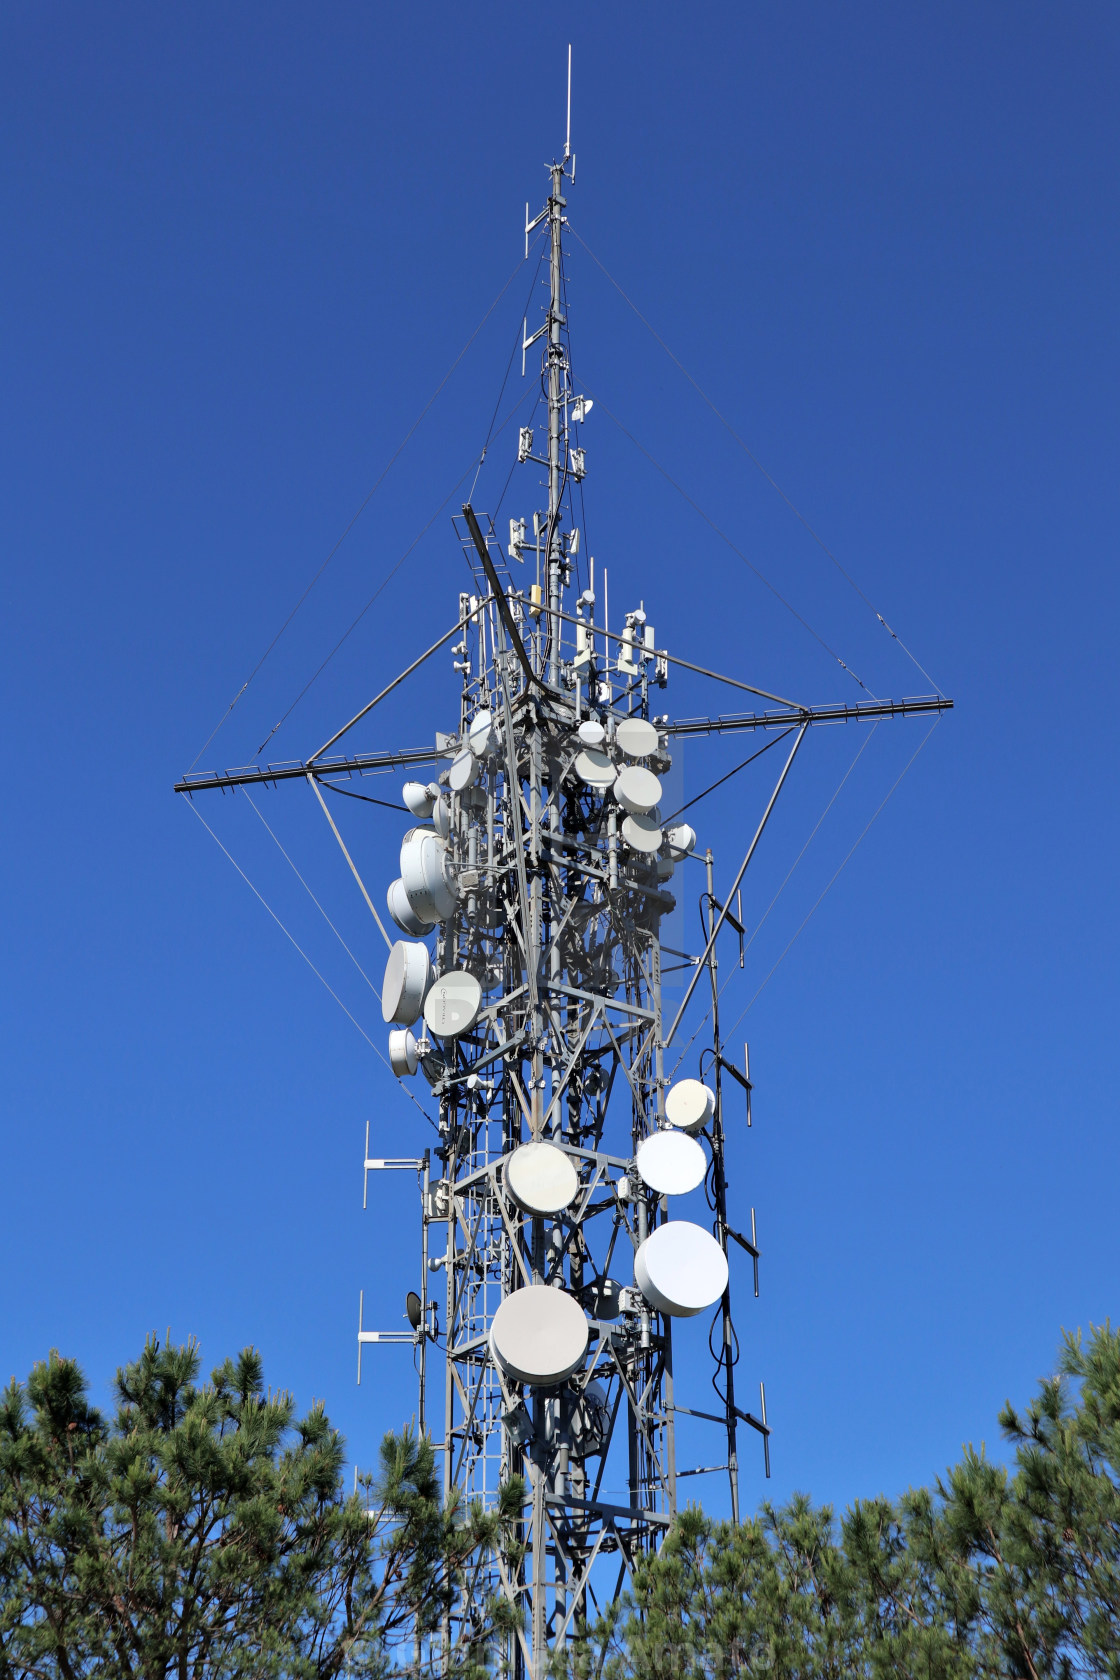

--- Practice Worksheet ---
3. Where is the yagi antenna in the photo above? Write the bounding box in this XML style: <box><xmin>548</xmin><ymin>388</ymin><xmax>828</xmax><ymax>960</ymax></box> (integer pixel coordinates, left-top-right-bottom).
<box><xmin>565</xmin><ymin>44</ymin><xmax>572</xmax><ymax>161</ymax></box>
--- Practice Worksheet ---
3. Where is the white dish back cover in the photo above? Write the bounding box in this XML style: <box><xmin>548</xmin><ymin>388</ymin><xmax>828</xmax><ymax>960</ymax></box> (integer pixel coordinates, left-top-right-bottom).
<box><xmin>388</xmin><ymin>1028</ymin><xmax>419</xmax><ymax>1077</ymax></box>
<box><xmin>664</xmin><ymin>1078</ymin><xmax>715</xmax><ymax>1134</ymax></box>
<box><xmin>387</xmin><ymin>876</ymin><xmax>433</xmax><ymax>936</ymax></box>
<box><xmin>634</xmin><ymin>1221</ymin><xmax>728</xmax><ymax>1317</ymax></box>
<box><xmin>400</xmin><ymin>828</ymin><xmax>457</xmax><ymax>924</ymax></box>
<box><xmin>448</xmin><ymin>748</ymin><xmax>478</xmax><ymax>792</ymax></box>
<box><xmin>615</xmin><ymin>717</ymin><xmax>659</xmax><ymax>759</ymax></box>
<box><xmin>422</xmin><ymin>970</ymin><xmax>482</xmax><ymax>1037</ymax></box>
<box><xmin>468</xmin><ymin>709</ymin><xmax>493</xmax><ymax>755</ymax></box>
<box><xmin>489</xmin><ymin>1285</ymin><xmax>589</xmax><ymax>1385</ymax></box>
<box><xmin>402</xmin><ymin>781</ymin><xmax>435</xmax><ymax>818</ymax></box>
<box><xmin>381</xmin><ymin>941</ymin><xmax>432</xmax><ymax>1025</ymax></box>
<box><xmin>636</xmin><ymin>1129</ymin><xmax>707</xmax><ymax>1196</ymax></box>
<box><xmin>505</xmin><ymin>1140</ymin><xmax>579</xmax><ymax>1214</ymax></box>
<box><xmin>614</xmin><ymin>764</ymin><xmax>662</xmax><ymax>814</ymax></box>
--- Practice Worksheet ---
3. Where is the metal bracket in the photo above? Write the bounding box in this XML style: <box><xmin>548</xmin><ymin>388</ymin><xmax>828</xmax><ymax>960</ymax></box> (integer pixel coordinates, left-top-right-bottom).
<box><xmin>734</xmin><ymin>1382</ymin><xmax>771</xmax><ymax>1478</ymax></box>
<box><xmin>362</xmin><ymin>1123</ymin><xmax>423</xmax><ymax>1208</ymax></box>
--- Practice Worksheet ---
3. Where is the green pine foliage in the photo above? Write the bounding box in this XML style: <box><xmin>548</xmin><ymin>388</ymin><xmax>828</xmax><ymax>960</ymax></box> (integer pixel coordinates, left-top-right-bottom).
<box><xmin>2</xmin><ymin>1323</ymin><xmax>1119</xmax><ymax>1676</ymax></box>
<box><xmin>560</xmin><ymin>1320</ymin><xmax>1120</xmax><ymax>1680</ymax></box>
<box><xmin>0</xmin><ymin>1335</ymin><xmax>518</xmax><ymax>1679</ymax></box>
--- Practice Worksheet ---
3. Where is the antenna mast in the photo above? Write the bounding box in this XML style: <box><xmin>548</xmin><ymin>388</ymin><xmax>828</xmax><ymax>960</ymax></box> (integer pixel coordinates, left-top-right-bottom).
<box><xmin>176</xmin><ymin>61</ymin><xmax>952</xmax><ymax>1678</ymax></box>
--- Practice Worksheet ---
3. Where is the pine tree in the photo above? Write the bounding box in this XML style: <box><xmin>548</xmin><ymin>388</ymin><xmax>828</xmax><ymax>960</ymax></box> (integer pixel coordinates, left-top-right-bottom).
<box><xmin>0</xmin><ymin>1336</ymin><xmax>517</xmax><ymax>1679</ymax></box>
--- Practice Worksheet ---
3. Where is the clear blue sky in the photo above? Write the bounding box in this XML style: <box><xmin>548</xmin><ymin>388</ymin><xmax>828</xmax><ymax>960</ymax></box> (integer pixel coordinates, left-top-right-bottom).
<box><xmin>2</xmin><ymin>1</ymin><xmax>1117</xmax><ymax>1520</ymax></box>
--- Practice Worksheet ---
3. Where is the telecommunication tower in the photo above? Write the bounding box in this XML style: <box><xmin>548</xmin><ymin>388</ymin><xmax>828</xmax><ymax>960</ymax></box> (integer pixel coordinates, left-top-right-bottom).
<box><xmin>178</xmin><ymin>90</ymin><xmax>951</xmax><ymax>1680</ymax></box>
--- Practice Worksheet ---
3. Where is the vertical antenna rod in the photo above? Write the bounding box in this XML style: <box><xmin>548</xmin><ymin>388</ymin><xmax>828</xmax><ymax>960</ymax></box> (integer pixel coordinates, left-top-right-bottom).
<box><xmin>565</xmin><ymin>44</ymin><xmax>572</xmax><ymax>161</ymax></box>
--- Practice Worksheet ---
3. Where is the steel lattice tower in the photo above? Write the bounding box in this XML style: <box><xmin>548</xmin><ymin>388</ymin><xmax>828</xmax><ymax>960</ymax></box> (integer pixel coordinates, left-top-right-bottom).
<box><xmin>178</xmin><ymin>122</ymin><xmax>951</xmax><ymax>1680</ymax></box>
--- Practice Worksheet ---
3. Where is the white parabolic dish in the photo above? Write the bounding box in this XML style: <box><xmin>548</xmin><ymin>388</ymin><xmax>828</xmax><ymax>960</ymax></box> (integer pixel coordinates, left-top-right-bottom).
<box><xmin>574</xmin><ymin>748</ymin><xmax>616</xmax><ymax>787</ymax></box>
<box><xmin>621</xmin><ymin>812</ymin><xmax>663</xmax><ymax>854</ymax></box>
<box><xmin>664</xmin><ymin>1078</ymin><xmax>715</xmax><ymax>1134</ymax></box>
<box><xmin>448</xmin><ymin>748</ymin><xmax>478</xmax><ymax>792</ymax></box>
<box><xmin>381</xmin><ymin>941</ymin><xmax>432</xmax><ymax>1026</ymax></box>
<box><xmin>636</xmin><ymin>1129</ymin><xmax>707</xmax><ymax>1196</ymax></box>
<box><xmin>468</xmin><ymin>709</ymin><xmax>492</xmax><ymax>755</ymax></box>
<box><xmin>614</xmin><ymin>764</ymin><xmax>662</xmax><ymax>815</ymax></box>
<box><xmin>505</xmin><ymin>1140</ymin><xmax>579</xmax><ymax>1214</ymax></box>
<box><xmin>422</xmin><ymin>970</ymin><xmax>482</xmax><ymax>1037</ymax></box>
<box><xmin>489</xmin><ymin>1285</ymin><xmax>589</xmax><ymax>1385</ymax></box>
<box><xmin>615</xmin><ymin>716</ymin><xmax>659</xmax><ymax>759</ymax></box>
<box><xmin>634</xmin><ymin>1221</ymin><xmax>729</xmax><ymax>1317</ymax></box>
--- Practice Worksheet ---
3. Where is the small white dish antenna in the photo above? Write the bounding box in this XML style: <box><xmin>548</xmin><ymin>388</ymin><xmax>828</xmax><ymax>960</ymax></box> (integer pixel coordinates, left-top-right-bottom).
<box><xmin>505</xmin><ymin>1140</ymin><xmax>579</xmax><ymax>1215</ymax></box>
<box><xmin>614</xmin><ymin>765</ymin><xmax>662</xmax><ymax>815</ymax></box>
<box><xmin>634</xmin><ymin>1221</ymin><xmax>728</xmax><ymax>1317</ymax></box>
<box><xmin>432</xmin><ymin>795</ymin><xmax>452</xmax><ymax>839</ymax></box>
<box><xmin>449</xmin><ymin>748</ymin><xmax>478</xmax><ymax>793</ymax></box>
<box><xmin>402</xmin><ymin>781</ymin><xmax>435</xmax><ymax>819</ymax></box>
<box><xmin>615</xmin><ymin>717</ymin><xmax>659</xmax><ymax>759</ymax></box>
<box><xmin>388</xmin><ymin>1027</ymin><xmax>419</xmax><ymax>1077</ymax></box>
<box><xmin>664</xmin><ymin>1078</ymin><xmax>715</xmax><ymax>1134</ymax></box>
<box><xmin>577</xmin><ymin>719</ymin><xmax>605</xmax><ymax>747</ymax></box>
<box><xmin>621</xmin><ymin>812</ymin><xmax>663</xmax><ymax>854</ymax></box>
<box><xmin>574</xmin><ymin>748</ymin><xmax>616</xmax><ymax>787</ymax></box>
<box><xmin>571</xmin><ymin>395</ymin><xmax>593</xmax><ymax>424</ymax></box>
<box><xmin>387</xmin><ymin>876</ymin><xmax>434</xmax><ymax>937</ymax></box>
<box><xmin>422</xmin><ymin>970</ymin><xmax>483</xmax><ymax>1038</ymax></box>
<box><xmin>665</xmin><ymin>823</ymin><xmax>697</xmax><ymax>859</ymax></box>
<box><xmin>489</xmin><ymin>1284</ymin><xmax>589</xmax><ymax>1385</ymax></box>
<box><xmin>381</xmin><ymin>941</ymin><xmax>432</xmax><ymax>1026</ymax></box>
<box><xmin>636</xmin><ymin>1129</ymin><xmax>707</xmax><ymax>1196</ymax></box>
<box><xmin>468</xmin><ymin>709</ymin><xmax>493</xmax><ymax>756</ymax></box>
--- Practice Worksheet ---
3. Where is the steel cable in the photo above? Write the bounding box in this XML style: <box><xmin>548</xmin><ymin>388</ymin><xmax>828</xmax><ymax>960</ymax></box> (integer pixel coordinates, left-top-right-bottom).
<box><xmin>568</xmin><ymin>224</ymin><xmax>943</xmax><ymax>696</ymax></box>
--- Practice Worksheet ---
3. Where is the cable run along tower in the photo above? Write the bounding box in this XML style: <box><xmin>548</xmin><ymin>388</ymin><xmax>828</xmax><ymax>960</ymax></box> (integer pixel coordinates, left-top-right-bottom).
<box><xmin>177</xmin><ymin>119</ymin><xmax>952</xmax><ymax>1680</ymax></box>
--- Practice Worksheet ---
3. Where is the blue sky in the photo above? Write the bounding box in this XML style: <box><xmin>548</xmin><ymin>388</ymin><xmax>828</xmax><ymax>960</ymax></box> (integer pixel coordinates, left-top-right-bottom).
<box><xmin>2</xmin><ymin>1</ymin><xmax>1117</xmax><ymax>1520</ymax></box>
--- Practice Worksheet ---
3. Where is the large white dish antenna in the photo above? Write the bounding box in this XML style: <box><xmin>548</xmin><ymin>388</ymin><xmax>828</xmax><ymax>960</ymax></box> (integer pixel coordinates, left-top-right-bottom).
<box><xmin>402</xmin><ymin>781</ymin><xmax>435</xmax><ymax>818</ymax></box>
<box><xmin>616</xmin><ymin>717</ymin><xmax>659</xmax><ymax>759</ymax></box>
<box><xmin>449</xmin><ymin>748</ymin><xmax>478</xmax><ymax>793</ymax></box>
<box><xmin>381</xmin><ymin>941</ymin><xmax>432</xmax><ymax>1026</ymax></box>
<box><xmin>422</xmin><ymin>970</ymin><xmax>483</xmax><ymax>1038</ymax></box>
<box><xmin>636</xmin><ymin>1129</ymin><xmax>707</xmax><ymax>1196</ymax></box>
<box><xmin>400</xmin><ymin>829</ymin><xmax>457</xmax><ymax>924</ymax></box>
<box><xmin>614</xmin><ymin>765</ymin><xmax>662</xmax><ymax>815</ymax></box>
<box><xmin>468</xmin><ymin>709</ymin><xmax>493</xmax><ymax>756</ymax></box>
<box><xmin>574</xmin><ymin>748</ymin><xmax>616</xmax><ymax>787</ymax></box>
<box><xmin>634</xmin><ymin>1221</ymin><xmax>728</xmax><ymax>1317</ymax></box>
<box><xmin>489</xmin><ymin>1285</ymin><xmax>589</xmax><ymax>1386</ymax></box>
<box><xmin>388</xmin><ymin>1027</ymin><xmax>419</xmax><ymax>1077</ymax></box>
<box><xmin>387</xmin><ymin>877</ymin><xmax>433</xmax><ymax>937</ymax></box>
<box><xmin>664</xmin><ymin>1077</ymin><xmax>715</xmax><ymax>1134</ymax></box>
<box><xmin>505</xmin><ymin>1140</ymin><xmax>579</xmax><ymax>1215</ymax></box>
<box><xmin>577</xmin><ymin>719</ymin><xmax>605</xmax><ymax>747</ymax></box>
<box><xmin>621</xmin><ymin>812</ymin><xmax>663</xmax><ymax>854</ymax></box>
